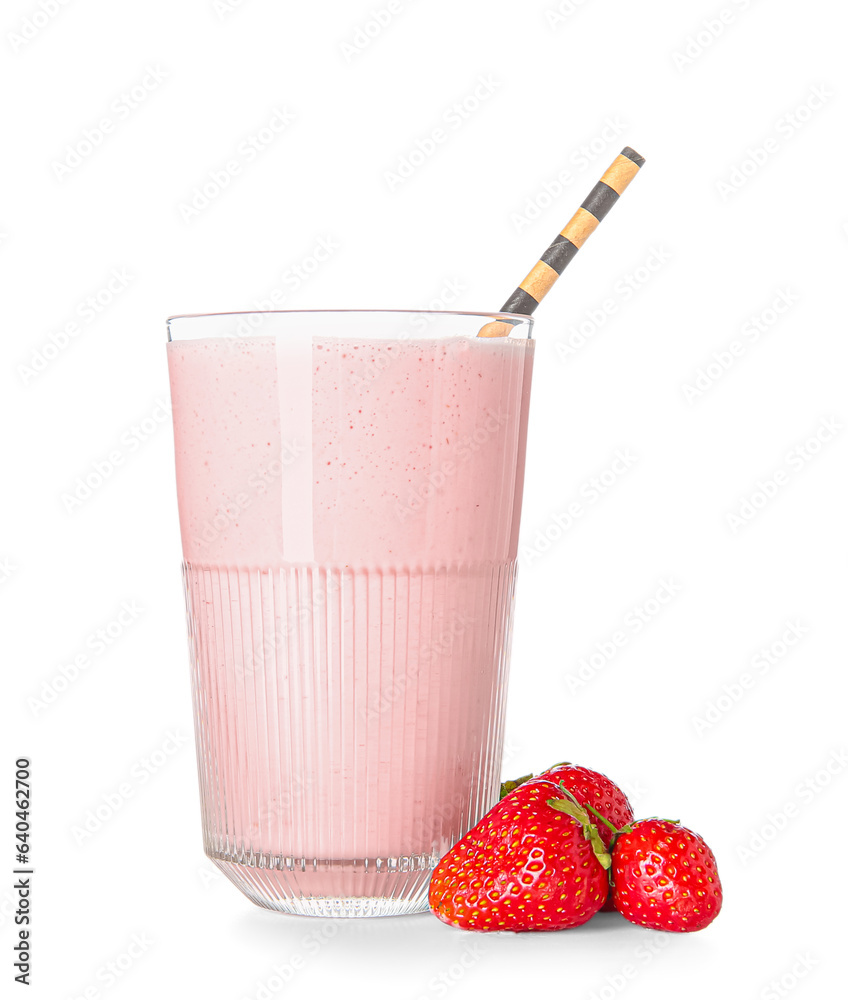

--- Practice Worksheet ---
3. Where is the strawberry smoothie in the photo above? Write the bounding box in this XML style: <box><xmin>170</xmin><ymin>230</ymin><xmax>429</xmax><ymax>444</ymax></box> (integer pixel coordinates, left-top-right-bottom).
<box><xmin>167</xmin><ymin>312</ymin><xmax>534</xmax><ymax>916</ymax></box>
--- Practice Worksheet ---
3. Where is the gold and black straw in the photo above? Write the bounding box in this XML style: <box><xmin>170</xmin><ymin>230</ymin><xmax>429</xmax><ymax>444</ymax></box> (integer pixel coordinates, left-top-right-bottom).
<box><xmin>478</xmin><ymin>146</ymin><xmax>645</xmax><ymax>337</ymax></box>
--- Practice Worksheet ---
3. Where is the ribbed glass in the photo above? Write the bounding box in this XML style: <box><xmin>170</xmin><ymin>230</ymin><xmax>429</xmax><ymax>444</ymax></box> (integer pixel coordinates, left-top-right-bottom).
<box><xmin>183</xmin><ymin>560</ymin><xmax>517</xmax><ymax>916</ymax></box>
<box><xmin>167</xmin><ymin>310</ymin><xmax>534</xmax><ymax>916</ymax></box>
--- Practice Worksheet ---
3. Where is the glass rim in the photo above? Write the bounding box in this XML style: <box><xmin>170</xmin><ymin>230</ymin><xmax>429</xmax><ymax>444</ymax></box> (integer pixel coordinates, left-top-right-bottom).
<box><xmin>167</xmin><ymin>309</ymin><xmax>534</xmax><ymax>344</ymax></box>
<box><xmin>167</xmin><ymin>307</ymin><xmax>533</xmax><ymax>323</ymax></box>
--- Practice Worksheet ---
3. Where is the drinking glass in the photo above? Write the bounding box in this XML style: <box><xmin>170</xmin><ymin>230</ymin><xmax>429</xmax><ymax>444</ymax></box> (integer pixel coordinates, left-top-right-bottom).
<box><xmin>166</xmin><ymin>309</ymin><xmax>534</xmax><ymax>916</ymax></box>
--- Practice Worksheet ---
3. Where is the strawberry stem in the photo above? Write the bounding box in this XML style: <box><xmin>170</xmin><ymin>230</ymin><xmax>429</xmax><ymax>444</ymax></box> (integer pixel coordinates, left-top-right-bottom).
<box><xmin>583</xmin><ymin>802</ymin><xmax>631</xmax><ymax>836</ymax></box>
<box><xmin>546</xmin><ymin>792</ymin><xmax>612</xmax><ymax>871</ymax></box>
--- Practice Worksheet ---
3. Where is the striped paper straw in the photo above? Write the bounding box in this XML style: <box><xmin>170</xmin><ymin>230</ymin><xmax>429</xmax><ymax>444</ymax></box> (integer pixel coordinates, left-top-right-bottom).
<box><xmin>478</xmin><ymin>146</ymin><xmax>645</xmax><ymax>337</ymax></box>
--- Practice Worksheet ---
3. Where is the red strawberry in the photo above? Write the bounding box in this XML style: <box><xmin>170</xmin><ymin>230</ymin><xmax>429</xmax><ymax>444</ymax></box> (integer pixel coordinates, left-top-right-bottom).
<box><xmin>611</xmin><ymin>819</ymin><xmax>722</xmax><ymax>932</ymax></box>
<box><xmin>538</xmin><ymin>763</ymin><xmax>635</xmax><ymax>912</ymax></box>
<box><xmin>429</xmin><ymin>778</ymin><xmax>610</xmax><ymax>931</ymax></box>
<box><xmin>538</xmin><ymin>763</ymin><xmax>634</xmax><ymax>849</ymax></box>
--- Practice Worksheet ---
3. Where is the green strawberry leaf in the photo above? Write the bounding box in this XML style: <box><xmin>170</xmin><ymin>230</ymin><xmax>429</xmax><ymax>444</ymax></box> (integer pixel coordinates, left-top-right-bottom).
<box><xmin>499</xmin><ymin>774</ymin><xmax>534</xmax><ymax>800</ymax></box>
<box><xmin>547</xmin><ymin>793</ymin><xmax>612</xmax><ymax>870</ymax></box>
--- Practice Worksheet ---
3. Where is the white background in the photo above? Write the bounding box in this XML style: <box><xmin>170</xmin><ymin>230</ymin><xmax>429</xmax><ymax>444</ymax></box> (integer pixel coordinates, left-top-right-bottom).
<box><xmin>2</xmin><ymin>0</ymin><xmax>846</xmax><ymax>997</ymax></box>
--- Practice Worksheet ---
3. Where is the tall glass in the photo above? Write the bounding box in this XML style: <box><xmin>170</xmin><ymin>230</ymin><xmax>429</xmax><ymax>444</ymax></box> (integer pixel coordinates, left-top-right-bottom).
<box><xmin>166</xmin><ymin>309</ymin><xmax>534</xmax><ymax>917</ymax></box>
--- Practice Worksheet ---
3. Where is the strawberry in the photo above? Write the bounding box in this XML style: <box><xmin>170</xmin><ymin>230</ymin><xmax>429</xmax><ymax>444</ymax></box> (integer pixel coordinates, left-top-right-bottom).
<box><xmin>429</xmin><ymin>778</ymin><xmax>610</xmax><ymax>931</ymax></box>
<box><xmin>537</xmin><ymin>762</ymin><xmax>635</xmax><ymax>912</ymax></box>
<box><xmin>538</xmin><ymin>763</ymin><xmax>634</xmax><ymax>849</ymax></box>
<box><xmin>611</xmin><ymin>819</ymin><xmax>722</xmax><ymax>932</ymax></box>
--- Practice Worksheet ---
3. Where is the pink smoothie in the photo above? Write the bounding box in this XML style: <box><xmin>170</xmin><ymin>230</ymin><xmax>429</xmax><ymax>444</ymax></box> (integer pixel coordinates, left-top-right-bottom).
<box><xmin>168</xmin><ymin>330</ymin><xmax>533</xmax><ymax>904</ymax></box>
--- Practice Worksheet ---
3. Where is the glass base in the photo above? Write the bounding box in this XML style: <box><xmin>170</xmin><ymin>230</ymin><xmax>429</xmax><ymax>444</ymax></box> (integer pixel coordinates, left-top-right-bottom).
<box><xmin>211</xmin><ymin>853</ymin><xmax>436</xmax><ymax>917</ymax></box>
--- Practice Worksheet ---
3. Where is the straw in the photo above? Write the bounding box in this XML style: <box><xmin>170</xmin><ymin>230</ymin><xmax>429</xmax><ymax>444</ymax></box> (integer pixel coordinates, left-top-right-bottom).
<box><xmin>478</xmin><ymin>146</ymin><xmax>646</xmax><ymax>337</ymax></box>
